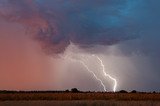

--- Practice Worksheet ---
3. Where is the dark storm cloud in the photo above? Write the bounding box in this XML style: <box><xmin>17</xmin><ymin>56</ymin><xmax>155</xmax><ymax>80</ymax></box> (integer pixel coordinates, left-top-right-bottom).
<box><xmin>1</xmin><ymin>0</ymin><xmax>160</xmax><ymax>91</ymax></box>
<box><xmin>0</xmin><ymin>0</ymin><xmax>142</xmax><ymax>54</ymax></box>
<box><xmin>113</xmin><ymin>0</ymin><xmax>160</xmax><ymax>91</ymax></box>
<box><xmin>117</xmin><ymin>0</ymin><xmax>160</xmax><ymax>56</ymax></box>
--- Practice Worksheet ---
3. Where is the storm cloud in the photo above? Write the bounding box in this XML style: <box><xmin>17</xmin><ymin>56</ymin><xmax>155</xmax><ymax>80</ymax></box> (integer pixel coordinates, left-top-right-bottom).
<box><xmin>0</xmin><ymin>0</ymin><xmax>141</xmax><ymax>54</ymax></box>
<box><xmin>1</xmin><ymin>0</ymin><xmax>160</xmax><ymax>91</ymax></box>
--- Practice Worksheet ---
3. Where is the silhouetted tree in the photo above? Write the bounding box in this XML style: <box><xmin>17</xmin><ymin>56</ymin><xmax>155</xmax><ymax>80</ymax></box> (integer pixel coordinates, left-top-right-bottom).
<box><xmin>71</xmin><ymin>88</ymin><xmax>79</xmax><ymax>93</ymax></box>
<box><xmin>131</xmin><ymin>90</ymin><xmax>137</xmax><ymax>93</ymax></box>
<box><xmin>65</xmin><ymin>89</ymin><xmax>70</xmax><ymax>92</ymax></box>
<box><xmin>119</xmin><ymin>90</ymin><xmax>128</xmax><ymax>93</ymax></box>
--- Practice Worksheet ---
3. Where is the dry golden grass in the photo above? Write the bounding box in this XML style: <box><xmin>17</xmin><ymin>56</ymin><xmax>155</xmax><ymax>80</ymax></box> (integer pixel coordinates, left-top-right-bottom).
<box><xmin>0</xmin><ymin>92</ymin><xmax>160</xmax><ymax>101</ymax></box>
<box><xmin>0</xmin><ymin>101</ymin><xmax>160</xmax><ymax>106</ymax></box>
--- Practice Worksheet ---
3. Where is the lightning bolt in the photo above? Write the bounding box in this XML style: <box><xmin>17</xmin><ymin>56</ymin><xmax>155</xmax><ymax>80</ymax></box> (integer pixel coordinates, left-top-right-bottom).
<box><xmin>92</xmin><ymin>55</ymin><xmax>117</xmax><ymax>92</ymax></box>
<box><xmin>62</xmin><ymin>54</ymin><xmax>107</xmax><ymax>91</ymax></box>
<box><xmin>79</xmin><ymin>61</ymin><xmax>107</xmax><ymax>91</ymax></box>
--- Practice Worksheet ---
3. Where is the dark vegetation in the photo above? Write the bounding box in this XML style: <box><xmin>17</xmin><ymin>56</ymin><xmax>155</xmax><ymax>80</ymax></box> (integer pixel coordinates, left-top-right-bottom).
<box><xmin>118</xmin><ymin>90</ymin><xmax>128</xmax><ymax>93</ymax></box>
<box><xmin>0</xmin><ymin>88</ymin><xmax>160</xmax><ymax>101</ymax></box>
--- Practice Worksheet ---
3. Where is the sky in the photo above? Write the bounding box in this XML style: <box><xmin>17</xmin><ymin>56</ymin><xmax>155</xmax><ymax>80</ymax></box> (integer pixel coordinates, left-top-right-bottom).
<box><xmin>0</xmin><ymin>0</ymin><xmax>160</xmax><ymax>92</ymax></box>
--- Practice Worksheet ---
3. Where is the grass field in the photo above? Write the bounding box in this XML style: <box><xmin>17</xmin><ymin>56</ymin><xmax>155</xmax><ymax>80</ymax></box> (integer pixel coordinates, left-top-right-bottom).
<box><xmin>0</xmin><ymin>101</ymin><xmax>160</xmax><ymax>106</ymax></box>
<box><xmin>0</xmin><ymin>91</ymin><xmax>160</xmax><ymax>106</ymax></box>
<box><xmin>0</xmin><ymin>92</ymin><xmax>160</xmax><ymax>101</ymax></box>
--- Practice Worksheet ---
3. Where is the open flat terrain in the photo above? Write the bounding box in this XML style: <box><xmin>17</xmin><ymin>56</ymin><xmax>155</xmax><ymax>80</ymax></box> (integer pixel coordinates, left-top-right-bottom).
<box><xmin>0</xmin><ymin>100</ymin><xmax>160</xmax><ymax>106</ymax></box>
<box><xmin>0</xmin><ymin>92</ymin><xmax>160</xmax><ymax>106</ymax></box>
<box><xmin>0</xmin><ymin>92</ymin><xmax>160</xmax><ymax>101</ymax></box>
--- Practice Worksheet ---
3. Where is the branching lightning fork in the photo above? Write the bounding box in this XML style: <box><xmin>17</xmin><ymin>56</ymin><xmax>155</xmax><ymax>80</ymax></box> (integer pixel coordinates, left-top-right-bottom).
<box><xmin>62</xmin><ymin>54</ymin><xmax>107</xmax><ymax>91</ymax></box>
<box><xmin>61</xmin><ymin>53</ymin><xmax>117</xmax><ymax>92</ymax></box>
<box><xmin>92</xmin><ymin>55</ymin><xmax>117</xmax><ymax>92</ymax></box>
<box><xmin>79</xmin><ymin>60</ymin><xmax>107</xmax><ymax>91</ymax></box>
